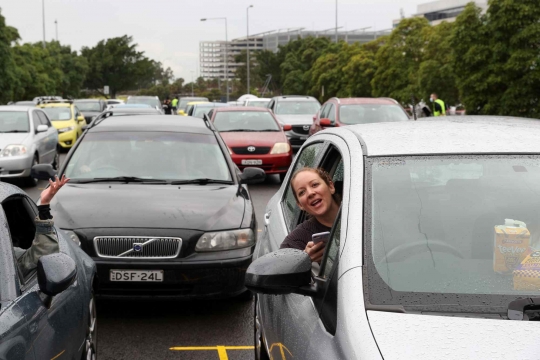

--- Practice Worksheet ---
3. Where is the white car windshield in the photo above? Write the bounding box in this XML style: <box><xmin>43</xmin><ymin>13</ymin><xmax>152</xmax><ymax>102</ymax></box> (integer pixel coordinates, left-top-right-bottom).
<box><xmin>0</xmin><ymin>112</ymin><xmax>29</xmax><ymax>133</ymax></box>
<box><xmin>75</xmin><ymin>102</ymin><xmax>101</xmax><ymax>112</ymax></box>
<box><xmin>339</xmin><ymin>104</ymin><xmax>409</xmax><ymax>124</ymax></box>
<box><xmin>275</xmin><ymin>101</ymin><xmax>320</xmax><ymax>115</ymax></box>
<box><xmin>64</xmin><ymin>132</ymin><xmax>232</xmax><ymax>182</ymax></box>
<box><xmin>367</xmin><ymin>155</ymin><xmax>540</xmax><ymax>312</ymax></box>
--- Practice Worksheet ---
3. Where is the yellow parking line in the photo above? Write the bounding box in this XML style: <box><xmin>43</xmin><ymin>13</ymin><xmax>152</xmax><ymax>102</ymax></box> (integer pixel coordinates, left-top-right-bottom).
<box><xmin>170</xmin><ymin>345</ymin><xmax>254</xmax><ymax>360</ymax></box>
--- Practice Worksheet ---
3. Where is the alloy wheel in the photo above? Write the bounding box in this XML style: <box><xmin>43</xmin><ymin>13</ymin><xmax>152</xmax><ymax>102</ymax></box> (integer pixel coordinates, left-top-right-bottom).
<box><xmin>85</xmin><ymin>295</ymin><xmax>97</xmax><ymax>360</ymax></box>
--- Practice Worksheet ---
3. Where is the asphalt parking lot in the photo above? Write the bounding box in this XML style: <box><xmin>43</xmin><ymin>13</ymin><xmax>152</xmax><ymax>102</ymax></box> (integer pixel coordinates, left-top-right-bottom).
<box><xmin>15</xmin><ymin>153</ymin><xmax>281</xmax><ymax>360</ymax></box>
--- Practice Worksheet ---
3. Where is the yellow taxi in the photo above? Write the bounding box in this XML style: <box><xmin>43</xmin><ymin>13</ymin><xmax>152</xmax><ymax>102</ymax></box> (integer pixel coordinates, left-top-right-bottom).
<box><xmin>38</xmin><ymin>101</ymin><xmax>86</xmax><ymax>149</ymax></box>
<box><xmin>177</xmin><ymin>97</ymin><xmax>209</xmax><ymax>115</ymax></box>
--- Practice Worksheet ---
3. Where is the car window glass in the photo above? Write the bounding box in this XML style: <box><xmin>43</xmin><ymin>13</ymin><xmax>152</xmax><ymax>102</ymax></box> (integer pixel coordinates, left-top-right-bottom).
<box><xmin>319</xmin><ymin>104</ymin><xmax>328</xmax><ymax>119</ymax></box>
<box><xmin>32</xmin><ymin>112</ymin><xmax>40</xmax><ymax>130</ymax></box>
<box><xmin>0</xmin><ymin>111</ymin><xmax>30</xmax><ymax>133</ymax></box>
<box><xmin>320</xmin><ymin>217</ymin><xmax>341</xmax><ymax>279</ymax></box>
<box><xmin>327</xmin><ymin>104</ymin><xmax>336</xmax><ymax>122</ymax></box>
<box><xmin>37</xmin><ymin>112</ymin><xmax>50</xmax><ymax>126</ymax></box>
<box><xmin>282</xmin><ymin>142</ymin><xmax>324</xmax><ymax>231</ymax></box>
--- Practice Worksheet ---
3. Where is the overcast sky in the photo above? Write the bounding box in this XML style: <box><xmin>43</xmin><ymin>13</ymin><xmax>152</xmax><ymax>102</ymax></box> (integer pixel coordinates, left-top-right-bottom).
<box><xmin>2</xmin><ymin>0</ymin><xmax>428</xmax><ymax>81</ymax></box>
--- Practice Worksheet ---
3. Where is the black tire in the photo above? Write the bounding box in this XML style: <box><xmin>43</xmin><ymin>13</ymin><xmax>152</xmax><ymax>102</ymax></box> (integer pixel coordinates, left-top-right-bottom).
<box><xmin>254</xmin><ymin>296</ymin><xmax>270</xmax><ymax>360</ymax></box>
<box><xmin>237</xmin><ymin>289</ymin><xmax>254</xmax><ymax>301</ymax></box>
<box><xmin>24</xmin><ymin>155</ymin><xmax>39</xmax><ymax>187</ymax></box>
<box><xmin>82</xmin><ymin>292</ymin><xmax>98</xmax><ymax>360</ymax></box>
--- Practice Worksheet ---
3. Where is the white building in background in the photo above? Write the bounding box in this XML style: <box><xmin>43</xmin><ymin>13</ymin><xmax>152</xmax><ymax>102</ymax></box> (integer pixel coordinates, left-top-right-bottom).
<box><xmin>394</xmin><ymin>0</ymin><xmax>488</xmax><ymax>27</ymax></box>
<box><xmin>199</xmin><ymin>28</ymin><xmax>391</xmax><ymax>80</ymax></box>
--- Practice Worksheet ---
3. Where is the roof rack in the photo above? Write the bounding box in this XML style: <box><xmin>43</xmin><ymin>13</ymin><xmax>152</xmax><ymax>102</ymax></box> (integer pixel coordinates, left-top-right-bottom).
<box><xmin>38</xmin><ymin>99</ymin><xmax>73</xmax><ymax>105</ymax></box>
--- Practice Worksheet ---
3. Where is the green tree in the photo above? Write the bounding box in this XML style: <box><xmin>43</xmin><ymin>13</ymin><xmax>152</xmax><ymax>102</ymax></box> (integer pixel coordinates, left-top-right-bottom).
<box><xmin>371</xmin><ymin>17</ymin><xmax>430</xmax><ymax>103</ymax></box>
<box><xmin>0</xmin><ymin>9</ymin><xmax>19</xmax><ymax>103</ymax></box>
<box><xmin>81</xmin><ymin>35</ymin><xmax>155</xmax><ymax>98</ymax></box>
<box><xmin>342</xmin><ymin>47</ymin><xmax>378</xmax><ymax>98</ymax></box>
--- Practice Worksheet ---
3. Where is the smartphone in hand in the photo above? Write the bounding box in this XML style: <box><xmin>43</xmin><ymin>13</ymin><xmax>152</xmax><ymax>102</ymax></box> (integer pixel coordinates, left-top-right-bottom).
<box><xmin>312</xmin><ymin>231</ymin><xmax>330</xmax><ymax>245</ymax></box>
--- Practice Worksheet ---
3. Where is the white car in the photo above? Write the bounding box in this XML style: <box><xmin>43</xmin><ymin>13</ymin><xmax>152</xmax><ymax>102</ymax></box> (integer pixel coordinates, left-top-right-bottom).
<box><xmin>244</xmin><ymin>98</ymin><xmax>271</xmax><ymax>108</ymax></box>
<box><xmin>247</xmin><ymin>116</ymin><xmax>540</xmax><ymax>360</ymax></box>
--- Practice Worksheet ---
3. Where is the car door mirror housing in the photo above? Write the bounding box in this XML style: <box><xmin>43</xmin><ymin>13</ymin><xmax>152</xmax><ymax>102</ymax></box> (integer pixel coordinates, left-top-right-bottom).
<box><xmin>77</xmin><ymin>116</ymin><xmax>85</xmax><ymax>122</ymax></box>
<box><xmin>240</xmin><ymin>167</ymin><xmax>266</xmax><ymax>184</ymax></box>
<box><xmin>282</xmin><ymin>124</ymin><xmax>292</xmax><ymax>131</ymax></box>
<box><xmin>37</xmin><ymin>253</ymin><xmax>77</xmax><ymax>297</ymax></box>
<box><xmin>36</xmin><ymin>124</ymin><xmax>48</xmax><ymax>133</ymax></box>
<box><xmin>31</xmin><ymin>164</ymin><xmax>57</xmax><ymax>180</ymax></box>
<box><xmin>320</xmin><ymin>118</ymin><xmax>334</xmax><ymax>127</ymax></box>
<box><xmin>245</xmin><ymin>249</ymin><xmax>313</xmax><ymax>295</ymax></box>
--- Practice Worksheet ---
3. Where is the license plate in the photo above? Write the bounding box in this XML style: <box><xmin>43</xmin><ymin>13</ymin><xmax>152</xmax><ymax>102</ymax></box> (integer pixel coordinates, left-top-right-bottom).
<box><xmin>110</xmin><ymin>270</ymin><xmax>163</xmax><ymax>282</ymax></box>
<box><xmin>300</xmin><ymin>136</ymin><xmax>308</xmax><ymax>140</ymax></box>
<box><xmin>241</xmin><ymin>159</ymin><xmax>262</xmax><ymax>165</ymax></box>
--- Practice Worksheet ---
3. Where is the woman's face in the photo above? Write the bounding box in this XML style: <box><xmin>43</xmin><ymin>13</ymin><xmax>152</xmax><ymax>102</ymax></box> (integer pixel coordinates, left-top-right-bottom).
<box><xmin>292</xmin><ymin>170</ymin><xmax>335</xmax><ymax>218</ymax></box>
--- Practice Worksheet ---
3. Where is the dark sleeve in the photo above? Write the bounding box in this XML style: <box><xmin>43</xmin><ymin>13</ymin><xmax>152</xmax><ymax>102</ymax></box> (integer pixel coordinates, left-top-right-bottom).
<box><xmin>37</xmin><ymin>204</ymin><xmax>53</xmax><ymax>220</ymax></box>
<box><xmin>280</xmin><ymin>224</ymin><xmax>313</xmax><ymax>250</ymax></box>
<box><xmin>434</xmin><ymin>102</ymin><xmax>442</xmax><ymax>113</ymax></box>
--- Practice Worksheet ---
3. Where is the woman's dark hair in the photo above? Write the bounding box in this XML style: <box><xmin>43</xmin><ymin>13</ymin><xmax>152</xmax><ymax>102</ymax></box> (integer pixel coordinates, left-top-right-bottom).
<box><xmin>290</xmin><ymin>167</ymin><xmax>334</xmax><ymax>203</ymax></box>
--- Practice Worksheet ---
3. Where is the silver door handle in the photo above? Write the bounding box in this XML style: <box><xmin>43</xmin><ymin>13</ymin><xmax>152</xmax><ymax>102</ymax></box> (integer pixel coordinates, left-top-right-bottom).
<box><xmin>264</xmin><ymin>212</ymin><xmax>271</xmax><ymax>226</ymax></box>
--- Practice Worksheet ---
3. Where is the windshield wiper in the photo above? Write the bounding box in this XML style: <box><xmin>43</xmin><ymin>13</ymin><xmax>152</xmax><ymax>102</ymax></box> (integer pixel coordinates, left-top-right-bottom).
<box><xmin>74</xmin><ymin>176</ymin><xmax>168</xmax><ymax>184</ymax></box>
<box><xmin>170</xmin><ymin>178</ymin><xmax>233</xmax><ymax>185</ymax></box>
<box><xmin>219</xmin><ymin>129</ymin><xmax>252</xmax><ymax>132</ymax></box>
<box><xmin>258</xmin><ymin>129</ymin><xmax>280</xmax><ymax>132</ymax></box>
<box><xmin>507</xmin><ymin>297</ymin><xmax>540</xmax><ymax>320</ymax></box>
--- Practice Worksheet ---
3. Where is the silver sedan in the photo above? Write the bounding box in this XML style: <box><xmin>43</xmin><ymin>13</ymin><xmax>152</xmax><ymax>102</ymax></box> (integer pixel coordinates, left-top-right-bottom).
<box><xmin>248</xmin><ymin>116</ymin><xmax>540</xmax><ymax>360</ymax></box>
<box><xmin>0</xmin><ymin>106</ymin><xmax>58</xmax><ymax>186</ymax></box>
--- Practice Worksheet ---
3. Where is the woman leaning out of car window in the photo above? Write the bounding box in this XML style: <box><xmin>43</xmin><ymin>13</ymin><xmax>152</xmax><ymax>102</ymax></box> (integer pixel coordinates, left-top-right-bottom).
<box><xmin>15</xmin><ymin>175</ymin><xmax>70</xmax><ymax>276</ymax></box>
<box><xmin>280</xmin><ymin>167</ymin><xmax>340</xmax><ymax>262</ymax></box>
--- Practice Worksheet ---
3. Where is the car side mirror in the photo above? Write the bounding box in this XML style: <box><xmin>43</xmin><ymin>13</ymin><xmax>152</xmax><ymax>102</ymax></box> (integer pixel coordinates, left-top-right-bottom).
<box><xmin>282</xmin><ymin>124</ymin><xmax>292</xmax><ymax>131</ymax></box>
<box><xmin>240</xmin><ymin>167</ymin><xmax>266</xmax><ymax>184</ymax></box>
<box><xmin>77</xmin><ymin>116</ymin><xmax>85</xmax><ymax>122</ymax></box>
<box><xmin>37</xmin><ymin>253</ymin><xmax>76</xmax><ymax>307</ymax></box>
<box><xmin>31</xmin><ymin>164</ymin><xmax>57</xmax><ymax>180</ymax></box>
<box><xmin>245</xmin><ymin>249</ymin><xmax>313</xmax><ymax>295</ymax></box>
<box><xmin>320</xmin><ymin>118</ymin><xmax>334</xmax><ymax>127</ymax></box>
<box><xmin>36</xmin><ymin>124</ymin><xmax>48</xmax><ymax>133</ymax></box>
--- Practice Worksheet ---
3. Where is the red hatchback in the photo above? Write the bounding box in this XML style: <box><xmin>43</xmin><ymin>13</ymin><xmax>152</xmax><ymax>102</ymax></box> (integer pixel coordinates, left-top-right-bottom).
<box><xmin>208</xmin><ymin>107</ymin><xmax>293</xmax><ymax>182</ymax></box>
<box><xmin>309</xmin><ymin>97</ymin><xmax>410</xmax><ymax>136</ymax></box>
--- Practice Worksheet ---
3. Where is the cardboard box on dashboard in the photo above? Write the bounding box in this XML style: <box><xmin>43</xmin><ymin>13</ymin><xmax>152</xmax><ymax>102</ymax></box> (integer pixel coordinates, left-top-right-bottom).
<box><xmin>513</xmin><ymin>251</ymin><xmax>540</xmax><ymax>291</ymax></box>
<box><xmin>493</xmin><ymin>219</ymin><xmax>530</xmax><ymax>274</ymax></box>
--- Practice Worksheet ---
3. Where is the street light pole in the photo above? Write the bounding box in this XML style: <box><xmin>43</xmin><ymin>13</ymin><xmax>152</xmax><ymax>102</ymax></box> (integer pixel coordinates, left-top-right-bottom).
<box><xmin>335</xmin><ymin>0</ymin><xmax>338</xmax><ymax>43</ymax></box>
<box><xmin>42</xmin><ymin>0</ymin><xmax>46</xmax><ymax>48</ymax></box>
<box><xmin>55</xmin><ymin>20</ymin><xmax>58</xmax><ymax>41</ymax></box>
<box><xmin>247</xmin><ymin>5</ymin><xmax>253</xmax><ymax>95</ymax></box>
<box><xmin>190</xmin><ymin>71</ymin><xmax>194</xmax><ymax>96</ymax></box>
<box><xmin>201</xmin><ymin>17</ymin><xmax>229</xmax><ymax>102</ymax></box>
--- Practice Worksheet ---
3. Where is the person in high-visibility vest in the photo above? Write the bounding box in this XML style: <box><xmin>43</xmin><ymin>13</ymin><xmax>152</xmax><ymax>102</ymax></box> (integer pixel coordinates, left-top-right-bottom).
<box><xmin>430</xmin><ymin>93</ymin><xmax>446</xmax><ymax>116</ymax></box>
<box><xmin>171</xmin><ymin>96</ymin><xmax>179</xmax><ymax>115</ymax></box>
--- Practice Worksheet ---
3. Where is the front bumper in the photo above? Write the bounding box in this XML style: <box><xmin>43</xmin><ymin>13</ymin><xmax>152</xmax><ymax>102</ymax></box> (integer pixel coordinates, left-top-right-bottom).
<box><xmin>231</xmin><ymin>153</ymin><xmax>292</xmax><ymax>174</ymax></box>
<box><xmin>0</xmin><ymin>154</ymin><xmax>34</xmax><ymax>178</ymax></box>
<box><xmin>93</xmin><ymin>254</ymin><xmax>253</xmax><ymax>300</ymax></box>
<box><xmin>58</xmin><ymin>129</ymin><xmax>77</xmax><ymax>148</ymax></box>
<box><xmin>285</xmin><ymin>129</ymin><xmax>310</xmax><ymax>148</ymax></box>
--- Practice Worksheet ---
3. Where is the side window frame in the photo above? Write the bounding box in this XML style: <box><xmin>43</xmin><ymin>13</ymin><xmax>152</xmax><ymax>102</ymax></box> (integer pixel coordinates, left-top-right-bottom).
<box><xmin>36</xmin><ymin>111</ymin><xmax>50</xmax><ymax>126</ymax></box>
<box><xmin>31</xmin><ymin>111</ymin><xmax>41</xmax><ymax>132</ymax></box>
<box><xmin>280</xmin><ymin>141</ymin><xmax>327</xmax><ymax>232</ymax></box>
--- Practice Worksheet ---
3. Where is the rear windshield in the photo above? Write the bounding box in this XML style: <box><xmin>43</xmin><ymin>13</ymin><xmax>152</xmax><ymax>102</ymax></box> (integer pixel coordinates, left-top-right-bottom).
<box><xmin>126</xmin><ymin>97</ymin><xmax>160</xmax><ymax>108</ymax></box>
<box><xmin>75</xmin><ymin>102</ymin><xmax>101</xmax><ymax>112</ymax></box>
<box><xmin>179</xmin><ymin>98</ymin><xmax>209</xmax><ymax>110</ymax></box>
<box><xmin>247</xmin><ymin>100</ymin><xmax>270</xmax><ymax>108</ymax></box>
<box><xmin>42</xmin><ymin>107</ymin><xmax>72</xmax><ymax>121</ymax></box>
<box><xmin>275</xmin><ymin>101</ymin><xmax>320</xmax><ymax>115</ymax></box>
<box><xmin>0</xmin><ymin>112</ymin><xmax>29</xmax><ymax>133</ymax></box>
<box><xmin>214</xmin><ymin>111</ymin><xmax>280</xmax><ymax>132</ymax></box>
<box><xmin>339</xmin><ymin>104</ymin><xmax>409</xmax><ymax>124</ymax></box>
<box><xmin>64</xmin><ymin>132</ymin><xmax>232</xmax><ymax>182</ymax></box>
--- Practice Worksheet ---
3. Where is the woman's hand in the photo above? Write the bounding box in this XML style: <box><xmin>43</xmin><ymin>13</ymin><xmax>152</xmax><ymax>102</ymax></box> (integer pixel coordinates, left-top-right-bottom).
<box><xmin>305</xmin><ymin>241</ymin><xmax>326</xmax><ymax>263</ymax></box>
<box><xmin>41</xmin><ymin>175</ymin><xmax>70</xmax><ymax>205</ymax></box>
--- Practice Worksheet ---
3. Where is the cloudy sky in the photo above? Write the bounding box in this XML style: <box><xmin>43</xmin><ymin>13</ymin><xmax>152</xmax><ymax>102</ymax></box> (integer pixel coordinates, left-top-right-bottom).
<box><xmin>2</xmin><ymin>0</ymin><xmax>427</xmax><ymax>81</ymax></box>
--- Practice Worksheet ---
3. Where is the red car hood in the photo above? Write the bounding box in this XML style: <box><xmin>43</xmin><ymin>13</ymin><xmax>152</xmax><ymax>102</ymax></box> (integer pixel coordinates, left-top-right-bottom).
<box><xmin>219</xmin><ymin>131</ymin><xmax>287</xmax><ymax>147</ymax></box>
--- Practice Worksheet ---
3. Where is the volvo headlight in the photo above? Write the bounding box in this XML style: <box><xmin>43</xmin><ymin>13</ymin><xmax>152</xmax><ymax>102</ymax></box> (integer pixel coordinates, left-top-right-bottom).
<box><xmin>0</xmin><ymin>145</ymin><xmax>27</xmax><ymax>157</ymax></box>
<box><xmin>58</xmin><ymin>126</ymin><xmax>75</xmax><ymax>133</ymax></box>
<box><xmin>195</xmin><ymin>229</ymin><xmax>254</xmax><ymax>252</ymax></box>
<box><xmin>270</xmin><ymin>143</ymin><xmax>290</xmax><ymax>154</ymax></box>
<box><xmin>61</xmin><ymin>229</ymin><xmax>81</xmax><ymax>246</ymax></box>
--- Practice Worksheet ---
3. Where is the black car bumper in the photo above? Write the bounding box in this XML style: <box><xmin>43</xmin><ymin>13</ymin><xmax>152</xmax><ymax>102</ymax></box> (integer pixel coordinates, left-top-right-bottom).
<box><xmin>93</xmin><ymin>255</ymin><xmax>252</xmax><ymax>300</ymax></box>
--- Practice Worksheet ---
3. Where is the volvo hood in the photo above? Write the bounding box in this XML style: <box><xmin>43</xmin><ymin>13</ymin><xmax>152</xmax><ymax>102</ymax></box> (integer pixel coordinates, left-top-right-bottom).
<box><xmin>50</xmin><ymin>183</ymin><xmax>245</xmax><ymax>231</ymax></box>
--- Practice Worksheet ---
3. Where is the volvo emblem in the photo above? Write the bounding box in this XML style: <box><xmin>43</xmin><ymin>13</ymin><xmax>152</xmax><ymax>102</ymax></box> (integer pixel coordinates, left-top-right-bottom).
<box><xmin>303</xmin><ymin>125</ymin><xmax>310</xmax><ymax>131</ymax></box>
<box><xmin>133</xmin><ymin>243</ymin><xmax>143</xmax><ymax>252</ymax></box>
<box><xmin>247</xmin><ymin>146</ymin><xmax>256</xmax><ymax>152</ymax></box>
